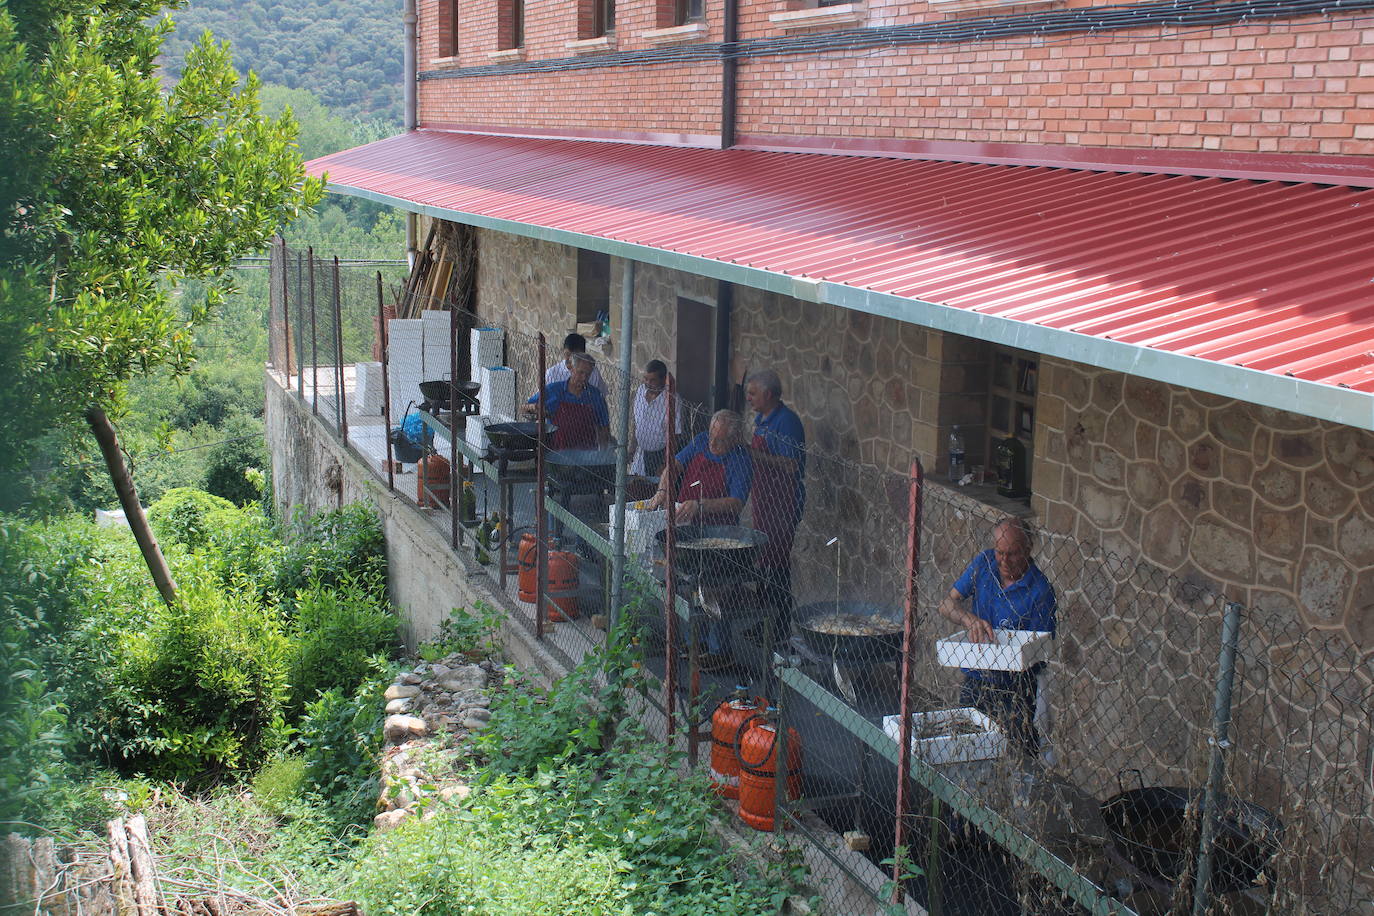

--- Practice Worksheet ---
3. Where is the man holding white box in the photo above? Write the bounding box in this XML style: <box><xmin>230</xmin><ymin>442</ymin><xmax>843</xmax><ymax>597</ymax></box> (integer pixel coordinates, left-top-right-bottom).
<box><xmin>936</xmin><ymin>517</ymin><xmax>1056</xmax><ymax>759</ymax></box>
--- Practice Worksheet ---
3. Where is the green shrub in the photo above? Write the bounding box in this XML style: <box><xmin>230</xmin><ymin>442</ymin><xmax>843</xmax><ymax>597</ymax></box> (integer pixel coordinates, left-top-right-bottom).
<box><xmin>297</xmin><ymin>666</ymin><xmax>389</xmax><ymax>836</ymax></box>
<box><xmin>202</xmin><ymin>413</ymin><xmax>268</xmax><ymax>506</ymax></box>
<box><xmin>94</xmin><ymin>570</ymin><xmax>291</xmax><ymax>783</ymax></box>
<box><xmin>251</xmin><ymin>754</ymin><xmax>309</xmax><ymax>818</ymax></box>
<box><xmin>202</xmin><ymin>504</ymin><xmax>283</xmax><ymax>592</ymax></box>
<box><xmin>277</xmin><ymin>504</ymin><xmax>386</xmax><ymax>611</ymax></box>
<box><xmin>148</xmin><ymin>487</ymin><xmax>236</xmax><ymax>552</ymax></box>
<box><xmin>288</xmin><ymin>576</ymin><xmax>396</xmax><ymax>714</ymax></box>
<box><xmin>418</xmin><ymin>603</ymin><xmax>503</xmax><ymax>662</ymax></box>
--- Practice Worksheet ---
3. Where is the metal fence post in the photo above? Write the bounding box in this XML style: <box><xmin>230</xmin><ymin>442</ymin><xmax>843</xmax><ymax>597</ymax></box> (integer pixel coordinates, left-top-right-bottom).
<box><xmin>663</xmin><ymin>375</ymin><xmax>679</xmax><ymax>744</ymax></box>
<box><xmin>449</xmin><ymin>305</ymin><xmax>459</xmax><ymax>549</ymax></box>
<box><xmin>609</xmin><ymin>258</ymin><xmax>636</xmax><ymax>630</ymax></box>
<box><xmin>535</xmin><ymin>333</ymin><xmax>548</xmax><ymax>641</ymax></box>
<box><xmin>278</xmin><ymin>238</ymin><xmax>291</xmax><ymax>379</ymax></box>
<box><xmin>308</xmin><ymin>248</ymin><xmax>319</xmax><ymax>417</ymax></box>
<box><xmin>295</xmin><ymin>252</ymin><xmax>305</xmax><ymax>399</ymax></box>
<box><xmin>1192</xmin><ymin>600</ymin><xmax>1244</xmax><ymax>916</ymax></box>
<box><xmin>377</xmin><ymin>272</ymin><xmax>394</xmax><ymax>493</ymax></box>
<box><xmin>894</xmin><ymin>459</ymin><xmax>924</xmax><ymax>905</ymax></box>
<box><xmin>333</xmin><ymin>256</ymin><xmax>347</xmax><ymax>440</ymax></box>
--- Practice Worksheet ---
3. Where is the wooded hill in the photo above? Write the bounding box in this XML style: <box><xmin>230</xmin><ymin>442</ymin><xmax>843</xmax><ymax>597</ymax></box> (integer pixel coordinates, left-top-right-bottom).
<box><xmin>161</xmin><ymin>0</ymin><xmax>403</xmax><ymax>125</ymax></box>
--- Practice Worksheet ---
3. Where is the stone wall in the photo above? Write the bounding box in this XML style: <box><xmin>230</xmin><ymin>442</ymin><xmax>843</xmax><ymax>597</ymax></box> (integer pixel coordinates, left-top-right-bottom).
<box><xmin>1032</xmin><ymin>356</ymin><xmax>1374</xmax><ymax>650</ymax></box>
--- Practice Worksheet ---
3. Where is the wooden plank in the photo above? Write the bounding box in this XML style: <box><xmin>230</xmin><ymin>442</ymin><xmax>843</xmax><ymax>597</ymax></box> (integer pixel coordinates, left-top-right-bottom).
<box><xmin>126</xmin><ymin>814</ymin><xmax>162</xmax><ymax>916</ymax></box>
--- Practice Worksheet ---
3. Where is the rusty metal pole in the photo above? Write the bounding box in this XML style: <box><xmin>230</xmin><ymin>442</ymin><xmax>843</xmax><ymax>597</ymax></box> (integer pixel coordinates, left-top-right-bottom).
<box><xmin>295</xmin><ymin>252</ymin><xmax>305</xmax><ymax>398</ymax></box>
<box><xmin>279</xmin><ymin>238</ymin><xmax>292</xmax><ymax>380</ymax></box>
<box><xmin>377</xmin><ymin>273</ymin><xmax>395</xmax><ymax>492</ymax></box>
<box><xmin>449</xmin><ymin>306</ymin><xmax>460</xmax><ymax>549</ymax></box>
<box><xmin>663</xmin><ymin>376</ymin><xmax>679</xmax><ymax>744</ymax></box>
<box><xmin>535</xmin><ymin>333</ymin><xmax>548</xmax><ymax>640</ymax></box>
<box><xmin>308</xmin><ymin>249</ymin><xmax>319</xmax><ymax>417</ymax></box>
<box><xmin>333</xmin><ymin>257</ymin><xmax>348</xmax><ymax>441</ymax></box>
<box><xmin>893</xmin><ymin>459</ymin><xmax>924</xmax><ymax>906</ymax></box>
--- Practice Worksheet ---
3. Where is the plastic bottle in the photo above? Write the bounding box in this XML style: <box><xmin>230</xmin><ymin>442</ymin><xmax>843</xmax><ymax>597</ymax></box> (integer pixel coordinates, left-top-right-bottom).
<box><xmin>948</xmin><ymin>426</ymin><xmax>966</xmax><ymax>483</ymax></box>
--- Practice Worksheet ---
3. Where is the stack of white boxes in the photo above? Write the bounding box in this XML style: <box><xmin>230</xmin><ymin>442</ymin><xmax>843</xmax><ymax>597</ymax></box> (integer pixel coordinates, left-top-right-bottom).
<box><xmin>470</xmin><ymin>327</ymin><xmax>504</xmax><ymax>372</ymax></box>
<box><xmin>479</xmin><ymin>366</ymin><xmax>518</xmax><ymax>421</ymax></box>
<box><xmin>386</xmin><ymin>319</ymin><xmax>424</xmax><ymax>421</ymax></box>
<box><xmin>466</xmin><ymin>415</ymin><xmax>496</xmax><ymax>458</ymax></box>
<box><xmin>421</xmin><ymin>310</ymin><xmax>452</xmax><ymax>378</ymax></box>
<box><xmin>608</xmin><ymin>504</ymin><xmax>667</xmax><ymax>567</ymax></box>
<box><xmin>353</xmin><ymin>361</ymin><xmax>384</xmax><ymax>416</ymax></box>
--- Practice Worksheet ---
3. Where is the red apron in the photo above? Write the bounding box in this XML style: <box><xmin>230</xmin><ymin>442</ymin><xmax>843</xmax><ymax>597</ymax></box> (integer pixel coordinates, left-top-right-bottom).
<box><xmin>680</xmin><ymin>451</ymin><xmax>739</xmax><ymax>526</ymax></box>
<box><xmin>551</xmin><ymin>399</ymin><xmax>597</xmax><ymax>450</ymax></box>
<box><xmin>751</xmin><ymin>431</ymin><xmax>798</xmax><ymax>568</ymax></box>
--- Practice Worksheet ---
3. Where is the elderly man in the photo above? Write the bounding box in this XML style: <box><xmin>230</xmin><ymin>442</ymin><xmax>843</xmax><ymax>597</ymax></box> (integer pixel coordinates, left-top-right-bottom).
<box><xmin>545</xmin><ymin>332</ymin><xmax>606</xmax><ymax>393</ymax></box>
<box><xmin>646</xmin><ymin>409</ymin><xmax>752</xmax><ymax>526</ymax></box>
<box><xmin>629</xmin><ymin>359</ymin><xmax>681</xmax><ymax>479</ymax></box>
<box><xmin>936</xmin><ymin>517</ymin><xmax>1056</xmax><ymax>758</ymax></box>
<box><xmin>522</xmin><ymin>353</ymin><xmax>610</xmax><ymax>450</ymax></box>
<box><xmin>746</xmin><ymin>369</ymin><xmax>806</xmax><ymax>640</ymax></box>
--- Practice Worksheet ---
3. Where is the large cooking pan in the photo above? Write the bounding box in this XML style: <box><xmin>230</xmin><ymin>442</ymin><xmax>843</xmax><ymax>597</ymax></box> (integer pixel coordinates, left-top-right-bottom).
<box><xmin>654</xmin><ymin>524</ymin><xmax>768</xmax><ymax>578</ymax></box>
<box><xmin>1101</xmin><ymin>777</ymin><xmax>1283</xmax><ymax>894</ymax></box>
<box><xmin>485</xmin><ymin>421</ymin><xmax>556</xmax><ymax>452</ymax></box>
<box><xmin>797</xmin><ymin>601</ymin><xmax>904</xmax><ymax>663</ymax></box>
<box><xmin>419</xmin><ymin>379</ymin><xmax>480</xmax><ymax>409</ymax></box>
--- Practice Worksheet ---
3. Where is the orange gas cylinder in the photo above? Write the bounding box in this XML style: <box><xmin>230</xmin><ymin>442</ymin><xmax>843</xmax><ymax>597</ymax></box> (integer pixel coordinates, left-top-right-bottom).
<box><xmin>517</xmin><ymin>533</ymin><xmax>539</xmax><ymax>602</ymax></box>
<box><xmin>545</xmin><ymin>549</ymin><xmax>579</xmax><ymax>621</ymax></box>
<box><xmin>710</xmin><ymin>688</ymin><xmax>766</xmax><ymax>799</ymax></box>
<box><xmin>416</xmin><ymin>454</ymin><xmax>451</xmax><ymax>508</ymax></box>
<box><xmin>736</xmin><ymin>708</ymin><xmax>802</xmax><ymax>832</ymax></box>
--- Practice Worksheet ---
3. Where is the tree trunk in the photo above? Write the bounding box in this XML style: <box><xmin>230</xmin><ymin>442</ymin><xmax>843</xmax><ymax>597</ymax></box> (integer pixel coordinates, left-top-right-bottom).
<box><xmin>85</xmin><ymin>407</ymin><xmax>177</xmax><ymax>606</ymax></box>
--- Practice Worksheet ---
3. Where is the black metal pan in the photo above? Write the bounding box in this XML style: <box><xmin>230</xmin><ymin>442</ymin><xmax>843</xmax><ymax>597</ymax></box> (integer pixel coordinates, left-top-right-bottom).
<box><xmin>797</xmin><ymin>601</ymin><xmax>904</xmax><ymax>663</ymax></box>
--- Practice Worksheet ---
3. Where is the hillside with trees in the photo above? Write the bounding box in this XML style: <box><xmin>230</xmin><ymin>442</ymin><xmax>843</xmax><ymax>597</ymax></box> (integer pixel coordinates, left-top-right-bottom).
<box><xmin>161</xmin><ymin>0</ymin><xmax>404</xmax><ymax>125</ymax></box>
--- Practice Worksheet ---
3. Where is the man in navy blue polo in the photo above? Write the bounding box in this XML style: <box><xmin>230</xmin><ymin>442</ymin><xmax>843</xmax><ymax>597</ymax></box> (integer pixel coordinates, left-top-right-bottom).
<box><xmin>936</xmin><ymin>517</ymin><xmax>1056</xmax><ymax>758</ymax></box>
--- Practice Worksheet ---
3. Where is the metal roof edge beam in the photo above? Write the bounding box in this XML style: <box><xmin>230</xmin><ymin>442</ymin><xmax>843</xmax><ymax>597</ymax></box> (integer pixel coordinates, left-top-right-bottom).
<box><xmin>820</xmin><ymin>283</ymin><xmax>1374</xmax><ymax>433</ymax></box>
<box><xmin>325</xmin><ymin>182</ymin><xmax>824</xmax><ymax>302</ymax></box>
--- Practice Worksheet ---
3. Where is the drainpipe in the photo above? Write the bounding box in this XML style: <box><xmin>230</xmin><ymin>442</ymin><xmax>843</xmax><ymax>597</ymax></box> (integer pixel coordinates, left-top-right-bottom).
<box><xmin>609</xmin><ymin>259</ymin><xmax>637</xmax><ymax>629</ymax></box>
<box><xmin>404</xmin><ymin>0</ymin><xmax>419</xmax><ymax>266</ymax></box>
<box><xmin>713</xmin><ymin>280</ymin><xmax>732</xmax><ymax>410</ymax></box>
<box><xmin>720</xmin><ymin>0</ymin><xmax>738</xmax><ymax>148</ymax></box>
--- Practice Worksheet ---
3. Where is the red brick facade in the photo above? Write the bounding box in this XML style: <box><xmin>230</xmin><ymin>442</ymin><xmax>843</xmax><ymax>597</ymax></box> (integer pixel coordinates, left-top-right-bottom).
<box><xmin>415</xmin><ymin>0</ymin><xmax>1374</xmax><ymax>161</ymax></box>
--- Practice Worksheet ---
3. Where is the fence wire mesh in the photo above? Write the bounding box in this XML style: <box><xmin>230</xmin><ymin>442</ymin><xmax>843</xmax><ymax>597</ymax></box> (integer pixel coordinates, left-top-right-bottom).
<box><xmin>269</xmin><ymin>241</ymin><xmax>1373</xmax><ymax>916</ymax></box>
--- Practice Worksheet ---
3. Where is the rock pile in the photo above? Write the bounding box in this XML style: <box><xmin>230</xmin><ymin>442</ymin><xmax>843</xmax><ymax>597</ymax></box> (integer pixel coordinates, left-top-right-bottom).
<box><xmin>373</xmin><ymin>655</ymin><xmax>502</xmax><ymax>831</ymax></box>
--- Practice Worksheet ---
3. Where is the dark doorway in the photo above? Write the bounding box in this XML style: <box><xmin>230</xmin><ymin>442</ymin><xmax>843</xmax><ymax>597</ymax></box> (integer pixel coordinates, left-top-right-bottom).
<box><xmin>675</xmin><ymin>296</ymin><xmax>715</xmax><ymax>438</ymax></box>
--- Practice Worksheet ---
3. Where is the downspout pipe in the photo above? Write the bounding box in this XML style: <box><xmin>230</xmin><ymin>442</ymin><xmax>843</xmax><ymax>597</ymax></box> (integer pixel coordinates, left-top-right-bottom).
<box><xmin>609</xmin><ymin>259</ymin><xmax>637</xmax><ymax>628</ymax></box>
<box><xmin>403</xmin><ymin>0</ymin><xmax>419</xmax><ymax>266</ymax></box>
<box><xmin>720</xmin><ymin>0</ymin><xmax>738</xmax><ymax>149</ymax></box>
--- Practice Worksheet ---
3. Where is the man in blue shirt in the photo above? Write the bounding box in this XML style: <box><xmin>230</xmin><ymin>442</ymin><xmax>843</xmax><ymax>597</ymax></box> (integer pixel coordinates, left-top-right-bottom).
<box><xmin>746</xmin><ymin>369</ymin><xmax>806</xmax><ymax>643</ymax></box>
<box><xmin>936</xmin><ymin>517</ymin><xmax>1056</xmax><ymax>758</ymax></box>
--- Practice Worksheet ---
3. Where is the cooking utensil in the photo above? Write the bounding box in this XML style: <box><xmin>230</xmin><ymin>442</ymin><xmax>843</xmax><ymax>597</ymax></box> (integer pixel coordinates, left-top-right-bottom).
<box><xmin>546</xmin><ymin>448</ymin><xmax>618</xmax><ymax>497</ymax></box>
<box><xmin>418</xmin><ymin>379</ymin><xmax>480</xmax><ymax>409</ymax></box>
<box><xmin>1100</xmin><ymin>771</ymin><xmax>1282</xmax><ymax>894</ymax></box>
<box><xmin>654</xmin><ymin>524</ymin><xmax>768</xmax><ymax>578</ymax></box>
<box><xmin>797</xmin><ymin>601</ymin><xmax>904</xmax><ymax>663</ymax></box>
<box><xmin>484</xmin><ymin>421</ymin><xmax>556</xmax><ymax>452</ymax></box>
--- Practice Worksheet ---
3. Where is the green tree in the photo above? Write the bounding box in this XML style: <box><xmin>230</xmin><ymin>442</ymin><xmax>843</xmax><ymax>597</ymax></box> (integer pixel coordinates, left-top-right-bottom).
<box><xmin>0</xmin><ymin>0</ymin><xmax>323</xmax><ymax>482</ymax></box>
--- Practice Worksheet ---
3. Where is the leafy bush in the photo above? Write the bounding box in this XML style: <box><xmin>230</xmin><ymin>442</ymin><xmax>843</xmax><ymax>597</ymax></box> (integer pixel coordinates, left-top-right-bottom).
<box><xmin>148</xmin><ymin>487</ymin><xmax>236</xmax><ymax>551</ymax></box>
<box><xmin>202</xmin><ymin>413</ymin><xmax>268</xmax><ymax>505</ymax></box>
<box><xmin>93</xmin><ymin>569</ymin><xmax>291</xmax><ymax>783</ymax></box>
<box><xmin>418</xmin><ymin>603</ymin><xmax>503</xmax><ymax>662</ymax></box>
<box><xmin>277</xmin><ymin>503</ymin><xmax>386</xmax><ymax>610</ymax></box>
<box><xmin>287</xmin><ymin>575</ymin><xmax>396</xmax><ymax>714</ymax></box>
<box><xmin>251</xmin><ymin>754</ymin><xmax>309</xmax><ymax>818</ymax></box>
<box><xmin>297</xmin><ymin>666</ymin><xmax>389</xmax><ymax>835</ymax></box>
<box><xmin>202</xmin><ymin>503</ymin><xmax>284</xmax><ymax>590</ymax></box>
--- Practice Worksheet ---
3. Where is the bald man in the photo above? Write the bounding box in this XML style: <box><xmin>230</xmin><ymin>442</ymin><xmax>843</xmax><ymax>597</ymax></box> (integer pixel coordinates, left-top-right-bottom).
<box><xmin>936</xmin><ymin>517</ymin><xmax>1056</xmax><ymax>758</ymax></box>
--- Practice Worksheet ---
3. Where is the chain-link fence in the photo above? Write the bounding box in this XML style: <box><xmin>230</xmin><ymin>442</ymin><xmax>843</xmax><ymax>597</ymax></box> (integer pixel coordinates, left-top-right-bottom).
<box><xmin>268</xmin><ymin>240</ymin><xmax>1372</xmax><ymax>915</ymax></box>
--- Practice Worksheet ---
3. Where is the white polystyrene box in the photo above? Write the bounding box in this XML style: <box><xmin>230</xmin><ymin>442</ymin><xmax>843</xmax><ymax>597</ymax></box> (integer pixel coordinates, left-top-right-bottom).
<box><xmin>470</xmin><ymin>327</ymin><xmax>504</xmax><ymax>371</ymax></box>
<box><xmin>608</xmin><ymin>505</ymin><xmax>666</xmax><ymax>563</ymax></box>
<box><xmin>95</xmin><ymin>508</ymin><xmax>132</xmax><ymax>528</ymax></box>
<box><xmin>387</xmin><ymin>318</ymin><xmax>423</xmax><ymax>340</ymax></box>
<box><xmin>354</xmin><ymin>361</ymin><xmax>384</xmax><ymax>415</ymax></box>
<box><xmin>465</xmin><ymin>415</ymin><xmax>495</xmax><ymax>472</ymax></box>
<box><xmin>936</xmin><ymin>628</ymin><xmax>1054</xmax><ymax>672</ymax></box>
<box><xmin>423</xmin><ymin>346</ymin><xmax>453</xmax><ymax>377</ymax></box>
<box><xmin>882</xmin><ymin>707</ymin><xmax>1006</xmax><ymax>766</ymax></box>
<box><xmin>479</xmin><ymin>366</ymin><xmax>518</xmax><ymax>420</ymax></box>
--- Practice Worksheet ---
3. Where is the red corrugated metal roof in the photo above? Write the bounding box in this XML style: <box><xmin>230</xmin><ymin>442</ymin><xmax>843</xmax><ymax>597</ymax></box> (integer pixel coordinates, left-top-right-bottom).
<box><xmin>306</xmin><ymin>130</ymin><xmax>1374</xmax><ymax>404</ymax></box>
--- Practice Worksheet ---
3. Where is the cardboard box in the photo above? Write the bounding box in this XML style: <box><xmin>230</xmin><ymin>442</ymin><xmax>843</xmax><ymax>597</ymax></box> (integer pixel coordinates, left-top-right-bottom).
<box><xmin>479</xmin><ymin>366</ymin><xmax>518</xmax><ymax>420</ymax></box>
<box><xmin>470</xmin><ymin>327</ymin><xmax>504</xmax><ymax>371</ymax></box>
<box><xmin>936</xmin><ymin>628</ymin><xmax>1053</xmax><ymax>672</ymax></box>
<box><xmin>882</xmin><ymin>707</ymin><xmax>1006</xmax><ymax>765</ymax></box>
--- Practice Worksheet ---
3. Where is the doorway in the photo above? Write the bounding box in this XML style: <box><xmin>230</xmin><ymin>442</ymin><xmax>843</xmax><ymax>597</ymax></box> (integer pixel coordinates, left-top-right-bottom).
<box><xmin>675</xmin><ymin>297</ymin><xmax>715</xmax><ymax>439</ymax></box>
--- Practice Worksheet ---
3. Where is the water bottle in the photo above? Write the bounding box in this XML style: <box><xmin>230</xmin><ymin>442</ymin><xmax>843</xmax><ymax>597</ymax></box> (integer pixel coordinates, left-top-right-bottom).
<box><xmin>948</xmin><ymin>426</ymin><xmax>966</xmax><ymax>484</ymax></box>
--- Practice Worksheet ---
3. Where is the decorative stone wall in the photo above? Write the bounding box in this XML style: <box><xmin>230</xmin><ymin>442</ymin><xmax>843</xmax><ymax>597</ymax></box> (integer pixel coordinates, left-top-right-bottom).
<box><xmin>1032</xmin><ymin>356</ymin><xmax>1374</xmax><ymax>651</ymax></box>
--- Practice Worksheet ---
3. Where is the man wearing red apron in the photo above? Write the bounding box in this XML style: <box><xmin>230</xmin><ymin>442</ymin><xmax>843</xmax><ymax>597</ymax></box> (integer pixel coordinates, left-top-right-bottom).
<box><xmin>746</xmin><ymin>369</ymin><xmax>806</xmax><ymax>642</ymax></box>
<box><xmin>522</xmin><ymin>353</ymin><xmax>609</xmax><ymax>450</ymax></box>
<box><xmin>647</xmin><ymin>409</ymin><xmax>753</xmax><ymax>526</ymax></box>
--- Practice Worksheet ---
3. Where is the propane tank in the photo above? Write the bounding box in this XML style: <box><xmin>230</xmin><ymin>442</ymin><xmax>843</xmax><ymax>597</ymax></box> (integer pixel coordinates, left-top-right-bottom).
<box><xmin>735</xmin><ymin>706</ymin><xmax>802</xmax><ymax>832</ymax></box>
<box><xmin>416</xmin><ymin>453</ymin><xmax>451</xmax><ymax>508</ymax></box>
<box><xmin>710</xmin><ymin>687</ymin><xmax>766</xmax><ymax>799</ymax></box>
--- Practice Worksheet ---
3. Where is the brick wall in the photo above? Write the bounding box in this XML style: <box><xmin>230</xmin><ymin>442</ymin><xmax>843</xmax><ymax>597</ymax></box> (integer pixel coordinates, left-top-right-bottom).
<box><xmin>415</xmin><ymin>0</ymin><xmax>1374</xmax><ymax>156</ymax></box>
